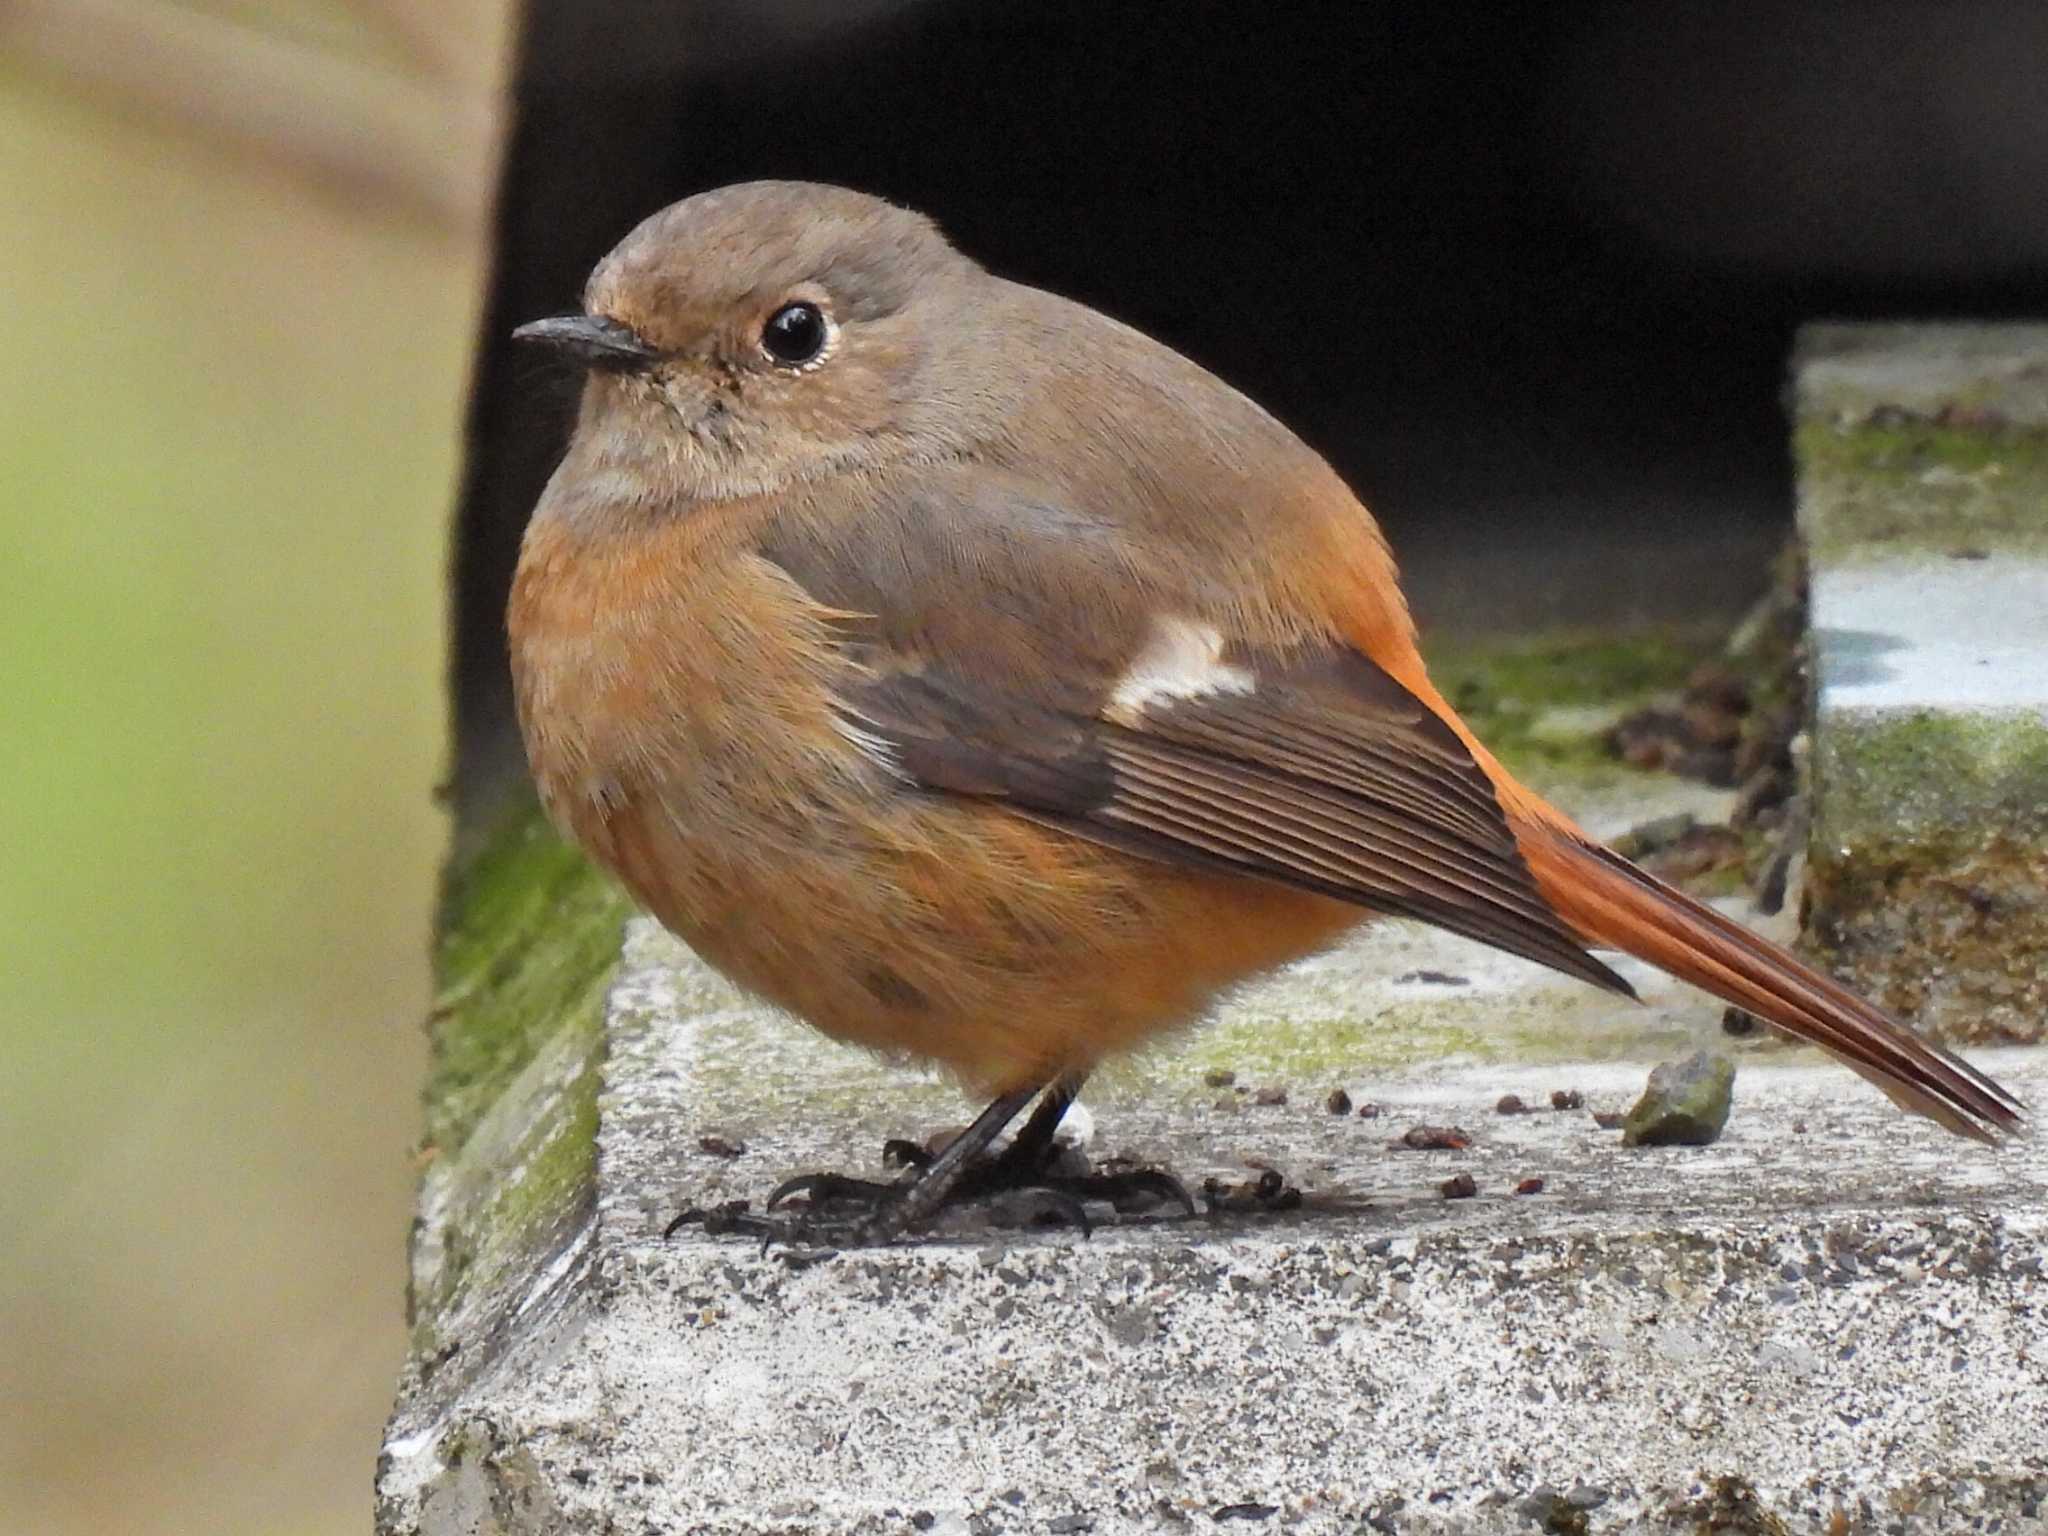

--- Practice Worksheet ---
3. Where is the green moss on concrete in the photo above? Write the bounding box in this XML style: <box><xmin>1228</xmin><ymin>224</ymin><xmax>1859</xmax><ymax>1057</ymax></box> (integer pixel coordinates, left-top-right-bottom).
<box><xmin>1805</xmin><ymin>709</ymin><xmax>2048</xmax><ymax>1044</ymax></box>
<box><xmin>404</xmin><ymin>796</ymin><xmax>628</xmax><ymax>1356</ymax></box>
<box><xmin>480</xmin><ymin>1031</ymin><xmax>601</xmax><ymax>1259</ymax></box>
<box><xmin>1122</xmin><ymin>990</ymin><xmax>1698</xmax><ymax>1092</ymax></box>
<box><xmin>426</xmin><ymin>797</ymin><xmax>634</xmax><ymax>1158</ymax></box>
<box><xmin>1427</xmin><ymin>629</ymin><xmax>1708</xmax><ymax>781</ymax></box>
<box><xmin>1811</xmin><ymin>708</ymin><xmax>2048</xmax><ymax>852</ymax></box>
<box><xmin>409</xmin><ymin>1002</ymin><xmax>607</xmax><ymax>1351</ymax></box>
<box><xmin>1795</xmin><ymin>413</ymin><xmax>2048</xmax><ymax>563</ymax></box>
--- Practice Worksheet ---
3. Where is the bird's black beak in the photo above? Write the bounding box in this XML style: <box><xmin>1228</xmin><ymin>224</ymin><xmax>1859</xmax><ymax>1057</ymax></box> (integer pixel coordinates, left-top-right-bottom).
<box><xmin>511</xmin><ymin>313</ymin><xmax>661</xmax><ymax>370</ymax></box>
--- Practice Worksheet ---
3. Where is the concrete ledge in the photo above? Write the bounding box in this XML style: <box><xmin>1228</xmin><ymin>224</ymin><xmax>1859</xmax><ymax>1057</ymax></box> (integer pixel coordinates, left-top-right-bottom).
<box><xmin>377</xmin><ymin>902</ymin><xmax>2047</xmax><ymax>1536</ymax></box>
<box><xmin>1794</xmin><ymin>322</ymin><xmax>2048</xmax><ymax>1043</ymax></box>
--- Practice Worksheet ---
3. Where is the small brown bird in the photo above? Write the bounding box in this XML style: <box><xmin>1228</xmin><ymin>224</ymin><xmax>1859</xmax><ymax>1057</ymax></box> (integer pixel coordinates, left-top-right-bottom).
<box><xmin>511</xmin><ymin>181</ymin><xmax>2024</xmax><ymax>1240</ymax></box>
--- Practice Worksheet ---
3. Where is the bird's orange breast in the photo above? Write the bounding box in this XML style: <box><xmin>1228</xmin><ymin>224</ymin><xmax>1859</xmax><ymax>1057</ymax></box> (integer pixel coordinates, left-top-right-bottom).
<box><xmin>510</xmin><ymin>509</ymin><xmax>1362</xmax><ymax>1093</ymax></box>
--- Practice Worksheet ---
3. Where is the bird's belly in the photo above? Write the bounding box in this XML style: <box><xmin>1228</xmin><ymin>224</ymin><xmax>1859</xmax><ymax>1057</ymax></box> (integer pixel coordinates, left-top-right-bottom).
<box><xmin>605</xmin><ymin>785</ymin><xmax>1360</xmax><ymax>1093</ymax></box>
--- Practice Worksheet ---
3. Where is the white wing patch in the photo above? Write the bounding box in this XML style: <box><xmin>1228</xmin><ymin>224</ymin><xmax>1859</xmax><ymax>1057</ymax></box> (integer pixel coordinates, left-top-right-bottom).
<box><xmin>1105</xmin><ymin>617</ymin><xmax>1256</xmax><ymax>726</ymax></box>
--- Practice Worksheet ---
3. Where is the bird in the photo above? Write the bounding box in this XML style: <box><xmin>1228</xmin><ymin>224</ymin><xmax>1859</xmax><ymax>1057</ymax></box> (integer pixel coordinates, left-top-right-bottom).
<box><xmin>508</xmin><ymin>180</ymin><xmax>2025</xmax><ymax>1243</ymax></box>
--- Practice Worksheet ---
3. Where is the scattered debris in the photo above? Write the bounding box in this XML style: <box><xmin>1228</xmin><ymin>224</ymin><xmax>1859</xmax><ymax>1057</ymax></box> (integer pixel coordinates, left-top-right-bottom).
<box><xmin>1495</xmin><ymin>1093</ymin><xmax>1528</xmax><ymax>1115</ymax></box>
<box><xmin>696</xmin><ymin>1133</ymin><xmax>746</xmax><ymax>1158</ymax></box>
<box><xmin>1395</xmin><ymin>969</ymin><xmax>1469</xmax><ymax>986</ymax></box>
<box><xmin>1608</xmin><ymin>811</ymin><xmax>1746</xmax><ymax>888</ymax></box>
<box><xmin>1201</xmin><ymin>1168</ymin><xmax>1302</xmax><ymax>1215</ymax></box>
<box><xmin>1394</xmin><ymin>1124</ymin><xmax>1471</xmax><ymax>1151</ymax></box>
<box><xmin>1204</xmin><ymin>1068</ymin><xmax>1237</xmax><ymax>1088</ymax></box>
<box><xmin>1516</xmin><ymin>1486</ymin><xmax>1590</xmax><ymax>1536</ymax></box>
<box><xmin>1211</xmin><ymin>1503</ymin><xmax>1280</xmax><ymax>1523</ymax></box>
<box><xmin>881</xmin><ymin>1137</ymin><xmax>929</xmax><ymax>1169</ymax></box>
<box><xmin>1514</xmin><ymin>1177</ymin><xmax>1546</xmax><ymax>1196</ymax></box>
<box><xmin>1605</xmin><ymin>660</ymin><xmax>1756</xmax><ymax>788</ymax></box>
<box><xmin>1623</xmin><ymin>1050</ymin><xmax>1737</xmax><ymax>1146</ymax></box>
<box><xmin>1253</xmin><ymin>1085</ymin><xmax>1289</xmax><ymax>1106</ymax></box>
<box><xmin>1549</xmin><ymin>1089</ymin><xmax>1584</xmax><ymax>1112</ymax></box>
<box><xmin>1722</xmin><ymin>1006</ymin><xmax>1763</xmax><ymax>1036</ymax></box>
<box><xmin>1661</xmin><ymin>1475</ymin><xmax>1790</xmax><ymax>1536</ymax></box>
<box><xmin>1325</xmin><ymin>1088</ymin><xmax>1353</xmax><ymax>1116</ymax></box>
<box><xmin>1440</xmin><ymin>1172</ymin><xmax>1478</xmax><ymax>1199</ymax></box>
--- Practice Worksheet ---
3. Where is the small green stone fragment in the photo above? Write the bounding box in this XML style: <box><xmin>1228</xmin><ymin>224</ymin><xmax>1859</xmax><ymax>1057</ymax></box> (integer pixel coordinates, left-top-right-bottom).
<box><xmin>1622</xmin><ymin>1050</ymin><xmax>1736</xmax><ymax>1147</ymax></box>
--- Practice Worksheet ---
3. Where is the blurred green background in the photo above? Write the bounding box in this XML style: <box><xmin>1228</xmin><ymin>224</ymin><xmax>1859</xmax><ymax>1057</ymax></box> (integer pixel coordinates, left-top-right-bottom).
<box><xmin>1</xmin><ymin>7</ymin><xmax>501</xmax><ymax>1527</ymax></box>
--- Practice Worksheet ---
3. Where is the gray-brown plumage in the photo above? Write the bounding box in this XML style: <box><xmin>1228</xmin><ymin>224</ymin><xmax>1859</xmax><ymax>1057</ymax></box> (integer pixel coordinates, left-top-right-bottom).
<box><xmin>509</xmin><ymin>180</ymin><xmax>2025</xmax><ymax>1191</ymax></box>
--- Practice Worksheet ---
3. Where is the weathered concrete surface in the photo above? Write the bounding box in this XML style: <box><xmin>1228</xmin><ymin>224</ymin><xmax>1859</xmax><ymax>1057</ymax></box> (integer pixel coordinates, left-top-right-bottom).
<box><xmin>383</xmin><ymin>616</ymin><xmax>2045</xmax><ymax>1535</ymax></box>
<box><xmin>1794</xmin><ymin>321</ymin><xmax>2048</xmax><ymax>1044</ymax></box>
<box><xmin>379</xmin><ymin>891</ymin><xmax>2045</xmax><ymax>1535</ymax></box>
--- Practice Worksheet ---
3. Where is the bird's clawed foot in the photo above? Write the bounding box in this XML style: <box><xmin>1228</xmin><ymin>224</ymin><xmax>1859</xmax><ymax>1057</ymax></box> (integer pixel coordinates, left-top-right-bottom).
<box><xmin>663</xmin><ymin>1075</ymin><xmax>1195</xmax><ymax>1253</ymax></box>
<box><xmin>663</xmin><ymin>1146</ymin><xmax>1195</xmax><ymax>1253</ymax></box>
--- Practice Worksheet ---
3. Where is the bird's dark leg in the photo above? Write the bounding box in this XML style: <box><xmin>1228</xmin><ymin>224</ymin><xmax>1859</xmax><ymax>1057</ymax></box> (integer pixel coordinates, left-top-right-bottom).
<box><xmin>887</xmin><ymin>1071</ymin><xmax>1086</xmax><ymax>1180</ymax></box>
<box><xmin>989</xmin><ymin>1070</ymin><xmax>1087</xmax><ymax>1176</ymax></box>
<box><xmin>855</xmin><ymin>1084</ymin><xmax>1041</xmax><ymax>1240</ymax></box>
<box><xmin>954</xmin><ymin>1071</ymin><xmax>1194</xmax><ymax>1217</ymax></box>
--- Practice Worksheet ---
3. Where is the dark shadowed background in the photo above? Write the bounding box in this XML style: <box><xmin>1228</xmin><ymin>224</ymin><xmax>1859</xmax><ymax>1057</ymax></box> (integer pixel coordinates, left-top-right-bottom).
<box><xmin>3</xmin><ymin>3</ymin><xmax>2042</xmax><ymax>1532</ymax></box>
<box><xmin>457</xmin><ymin>0</ymin><xmax>2048</xmax><ymax>804</ymax></box>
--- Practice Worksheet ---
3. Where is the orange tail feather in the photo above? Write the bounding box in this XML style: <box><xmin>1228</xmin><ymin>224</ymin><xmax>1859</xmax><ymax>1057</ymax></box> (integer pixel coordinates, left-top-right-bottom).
<box><xmin>1518</xmin><ymin>827</ymin><xmax>2028</xmax><ymax>1144</ymax></box>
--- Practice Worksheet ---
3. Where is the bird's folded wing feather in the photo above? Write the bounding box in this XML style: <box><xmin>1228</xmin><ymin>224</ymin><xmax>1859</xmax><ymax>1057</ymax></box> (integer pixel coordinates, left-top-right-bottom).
<box><xmin>754</xmin><ymin>484</ymin><xmax>1628</xmax><ymax>995</ymax></box>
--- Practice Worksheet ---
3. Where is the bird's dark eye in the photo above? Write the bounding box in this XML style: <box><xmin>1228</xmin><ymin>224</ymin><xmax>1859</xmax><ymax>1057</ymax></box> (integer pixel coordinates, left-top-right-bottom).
<box><xmin>761</xmin><ymin>301</ymin><xmax>828</xmax><ymax>366</ymax></box>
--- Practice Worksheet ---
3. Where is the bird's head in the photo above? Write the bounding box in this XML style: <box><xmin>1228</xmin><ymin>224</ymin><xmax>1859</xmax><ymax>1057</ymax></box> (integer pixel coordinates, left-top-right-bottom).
<box><xmin>516</xmin><ymin>180</ymin><xmax>984</xmax><ymax>508</ymax></box>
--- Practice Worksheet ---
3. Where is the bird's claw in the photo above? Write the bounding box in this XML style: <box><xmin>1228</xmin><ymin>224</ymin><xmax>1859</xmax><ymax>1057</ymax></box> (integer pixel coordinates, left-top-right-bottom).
<box><xmin>666</xmin><ymin>1153</ymin><xmax>1193</xmax><ymax>1252</ymax></box>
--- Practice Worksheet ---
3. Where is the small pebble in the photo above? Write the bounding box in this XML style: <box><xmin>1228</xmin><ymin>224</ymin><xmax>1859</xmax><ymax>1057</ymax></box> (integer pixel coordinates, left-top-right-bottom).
<box><xmin>1514</xmin><ymin>1177</ymin><xmax>1546</xmax><ymax>1196</ymax></box>
<box><xmin>696</xmin><ymin>1133</ymin><xmax>746</xmax><ymax>1158</ymax></box>
<box><xmin>1550</xmin><ymin>1088</ymin><xmax>1584</xmax><ymax>1111</ymax></box>
<box><xmin>1440</xmin><ymin>1172</ymin><xmax>1478</xmax><ymax>1199</ymax></box>
<box><xmin>1623</xmin><ymin>1049</ymin><xmax>1737</xmax><ymax>1147</ymax></box>
<box><xmin>1254</xmin><ymin>1086</ymin><xmax>1289</xmax><ymax>1106</ymax></box>
<box><xmin>1396</xmin><ymin>1124</ymin><xmax>1470</xmax><ymax>1151</ymax></box>
<box><xmin>1326</xmin><ymin>1087</ymin><xmax>1353</xmax><ymax>1116</ymax></box>
<box><xmin>1592</xmin><ymin>1110</ymin><xmax>1625</xmax><ymax>1130</ymax></box>
<box><xmin>1204</xmin><ymin>1068</ymin><xmax>1237</xmax><ymax>1088</ymax></box>
<box><xmin>1355</xmin><ymin>1101</ymin><xmax>1382</xmax><ymax>1120</ymax></box>
<box><xmin>1495</xmin><ymin>1093</ymin><xmax>1527</xmax><ymax>1115</ymax></box>
<box><xmin>1212</xmin><ymin>1095</ymin><xmax>1239</xmax><ymax>1113</ymax></box>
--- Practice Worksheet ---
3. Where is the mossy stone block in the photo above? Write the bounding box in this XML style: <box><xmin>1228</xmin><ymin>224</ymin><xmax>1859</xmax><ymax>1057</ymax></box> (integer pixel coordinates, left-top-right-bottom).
<box><xmin>398</xmin><ymin>799</ymin><xmax>634</xmax><ymax>1413</ymax></box>
<box><xmin>1793</xmin><ymin>322</ymin><xmax>2048</xmax><ymax>1044</ymax></box>
<box><xmin>1794</xmin><ymin>322</ymin><xmax>2048</xmax><ymax>563</ymax></box>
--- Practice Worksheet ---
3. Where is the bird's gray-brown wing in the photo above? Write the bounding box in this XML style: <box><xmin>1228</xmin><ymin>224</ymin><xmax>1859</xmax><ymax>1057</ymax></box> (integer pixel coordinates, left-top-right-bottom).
<box><xmin>843</xmin><ymin>636</ymin><xmax>1632</xmax><ymax>996</ymax></box>
<box><xmin>753</xmin><ymin>476</ymin><xmax>1629</xmax><ymax>995</ymax></box>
